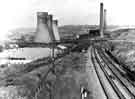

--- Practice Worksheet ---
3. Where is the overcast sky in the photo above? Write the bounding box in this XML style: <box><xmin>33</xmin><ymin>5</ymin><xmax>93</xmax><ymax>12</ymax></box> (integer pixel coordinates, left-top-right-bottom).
<box><xmin>0</xmin><ymin>0</ymin><xmax>135</xmax><ymax>39</ymax></box>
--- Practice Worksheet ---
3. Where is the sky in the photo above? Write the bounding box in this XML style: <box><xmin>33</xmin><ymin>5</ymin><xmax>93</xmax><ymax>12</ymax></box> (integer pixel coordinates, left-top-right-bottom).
<box><xmin>0</xmin><ymin>0</ymin><xmax>135</xmax><ymax>40</ymax></box>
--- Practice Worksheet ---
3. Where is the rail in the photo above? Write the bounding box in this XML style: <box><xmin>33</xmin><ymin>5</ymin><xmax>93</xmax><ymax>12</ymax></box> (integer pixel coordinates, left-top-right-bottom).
<box><xmin>91</xmin><ymin>48</ymin><xmax>109</xmax><ymax>99</ymax></box>
<box><xmin>97</xmin><ymin>49</ymin><xmax>135</xmax><ymax>98</ymax></box>
<box><xmin>91</xmin><ymin>47</ymin><xmax>134</xmax><ymax>99</ymax></box>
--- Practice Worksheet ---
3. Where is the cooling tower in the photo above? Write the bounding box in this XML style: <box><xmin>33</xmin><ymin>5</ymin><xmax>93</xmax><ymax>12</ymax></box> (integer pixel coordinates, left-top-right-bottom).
<box><xmin>52</xmin><ymin>20</ymin><xmax>60</xmax><ymax>41</ymax></box>
<box><xmin>0</xmin><ymin>12</ymin><xmax>62</xmax><ymax>65</ymax></box>
<box><xmin>35</xmin><ymin>12</ymin><xmax>51</xmax><ymax>43</ymax></box>
<box><xmin>47</xmin><ymin>15</ymin><xmax>55</xmax><ymax>41</ymax></box>
<box><xmin>99</xmin><ymin>3</ymin><xmax>104</xmax><ymax>38</ymax></box>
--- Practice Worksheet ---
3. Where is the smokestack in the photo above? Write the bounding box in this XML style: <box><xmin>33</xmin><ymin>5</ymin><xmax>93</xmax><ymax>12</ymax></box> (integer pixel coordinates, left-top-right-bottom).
<box><xmin>104</xmin><ymin>9</ymin><xmax>107</xmax><ymax>32</ymax></box>
<box><xmin>35</xmin><ymin>12</ymin><xmax>52</xmax><ymax>43</ymax></box>
<box><xmin>47</xmin><ymin>15</ymin><xmax>55</xmax><ymax>42</ymax></box>
<box><xmin>54</xmin><ymin>20</ymin><xmax>58</xmax><ymax>25</ymax></box>
<box><xmin>99</xmin><ymin>2</ymin><xmax>104</xmax><ymax>38</ymax></box>
<box><xmin>52</xmin><ymin>20</ymin><xmax>60</xmax><ymax>41</ymax></box>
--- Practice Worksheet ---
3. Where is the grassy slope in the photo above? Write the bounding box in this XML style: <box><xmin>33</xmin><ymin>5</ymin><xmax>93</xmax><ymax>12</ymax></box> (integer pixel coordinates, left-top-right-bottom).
<box><xmin>36</xmin><ymin>52</ymin><xmax>89</xmax><ymax>99</ymax></box>
<box><xmin>0</xmin><ymin>52</ymin><xmax>89</xmax><ymax>99</ymax></box>
<box><xmin>110</xmin><ymin>29</ymin><xmax>135</xmax><ymax>71</ymax></box>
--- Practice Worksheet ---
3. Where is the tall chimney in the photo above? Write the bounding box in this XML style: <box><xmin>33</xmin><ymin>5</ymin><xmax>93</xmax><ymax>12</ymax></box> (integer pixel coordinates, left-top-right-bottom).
<box><xmin>47</xmin><ymin>15</ymin><xmax>55</xmax><ymax>42</ymax></box>
<box><xmin>104</xmin><ymin>9</ymin><xmax>107</xmax><ymax>32</ymax></box>
<box><xmin>35</xmin><ymin>12</ymin><xmax>51</xmax><ymax>43</ymax></box>
<box><xmin>52</xmin><ymin>20</ymin><xmax>60</xmax><ymax>41</ymax></box>
<box><xmin>99</xmin><ymin>2</ymin><xmax>104</xmax><ymax>38</ymax></box>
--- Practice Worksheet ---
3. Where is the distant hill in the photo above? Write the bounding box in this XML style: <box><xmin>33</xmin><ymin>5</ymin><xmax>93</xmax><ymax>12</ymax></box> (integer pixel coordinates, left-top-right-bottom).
<box><xmin>8</xmin><ymin>28</ymin><xmax>36</xmax><ymax>42</ymax></box>
<box><xmin>110</xmin><ymin>28</ymin><xmax>135</xmax><ymax>40</ymax></box>
<box><xmin>10</xmin><ymin>28</ymin><xmax>36</xmax><ymax>34</ymax></box>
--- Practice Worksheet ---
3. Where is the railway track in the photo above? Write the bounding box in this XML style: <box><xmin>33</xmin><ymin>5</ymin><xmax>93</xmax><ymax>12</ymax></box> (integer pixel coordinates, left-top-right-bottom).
<box><xmin>98</xmin><ymin>48</ymin><xmax>135</xmax><ymax>96</ymax></box>
<box><xmin>91</xmin><ymin>48</ymin><xmax>109</xmax><ymax>99</ymax></box>
<box><xmin>91</xmin><ymin>47</ymin><xmax>134</xmax><ymax>99</ymax></box>
<box><xmin>91</xmin><ymin>48</ymin><xmax>121</xmax><ymax>99</ymax></box>
<box><xmin>95</xmin><ymin>49</ymin><xmax>135</xmax><ymax>99</ymax></box>
<box><xmin>105</xmin><ymin>50</ymin><xmax>135</xmax><ymax>81</ymax></box>
<box><xmin>105</xmin><ymin>50</ymin><xmax>135</xmax><ymax>82</ymax></box>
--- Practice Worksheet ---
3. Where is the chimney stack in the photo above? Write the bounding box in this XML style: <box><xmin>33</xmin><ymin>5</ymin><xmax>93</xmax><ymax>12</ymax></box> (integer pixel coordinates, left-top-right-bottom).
<box><xmin>54</xmin><ymin>20</ymin><xmax>58</xmax><ymax>26</ymax></box>
<box><xmin>52</xmin><ymin>20</ymin><xmax>60</xmax><ymax>41</ymax></box>
<box><xmin>104</xmin><ymin>9</ymin><xmax>107</xmax><ymax>32</ymax></box>
<box><xmin>35</xmin><ymin>12</ymin><xmax>52</xmax><ymax>43</ymax></box>
<box><xmin>47</xmin><ymin>15</ymin><xmax>55</xmax><ymax>42</ymax></box>
<box><xmin>99</xmin><ymin>2</ymin><xmax>104</xmax><ymax>38</ymax></box>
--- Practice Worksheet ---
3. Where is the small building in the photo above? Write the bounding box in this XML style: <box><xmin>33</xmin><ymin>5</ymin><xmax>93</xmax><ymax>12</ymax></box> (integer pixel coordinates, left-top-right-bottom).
<box><xmin>77</xmin><ymin>29</ymin><xmax>100</xmax><ymax>40</ymax></box>
<box><xmin>89</xmin><ymin>29</ymin><xmax>100</xmax><ymax>38</ymax></box>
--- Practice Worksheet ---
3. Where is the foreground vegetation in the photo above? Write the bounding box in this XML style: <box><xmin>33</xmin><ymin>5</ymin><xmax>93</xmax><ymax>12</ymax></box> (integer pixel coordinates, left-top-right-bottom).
<box><xmin>0</xmin><ymin>52</ymin><xmax>89</xmax><ymax>99</ymax></box>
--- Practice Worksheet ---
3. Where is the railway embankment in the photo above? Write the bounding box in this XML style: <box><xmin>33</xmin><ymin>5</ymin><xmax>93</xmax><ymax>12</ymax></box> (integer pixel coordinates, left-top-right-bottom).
<box><xmin>109</xmin><ymin>29</ymin><xmax>135</xmax><ymax>72</ymax></box>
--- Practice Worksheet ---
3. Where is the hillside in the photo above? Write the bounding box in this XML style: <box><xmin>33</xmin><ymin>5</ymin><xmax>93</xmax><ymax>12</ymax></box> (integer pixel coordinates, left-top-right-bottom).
<box><xmin>110</xmin><ymin>28</ymin><xmax>135</xmax><ymax>71</ymax></box>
